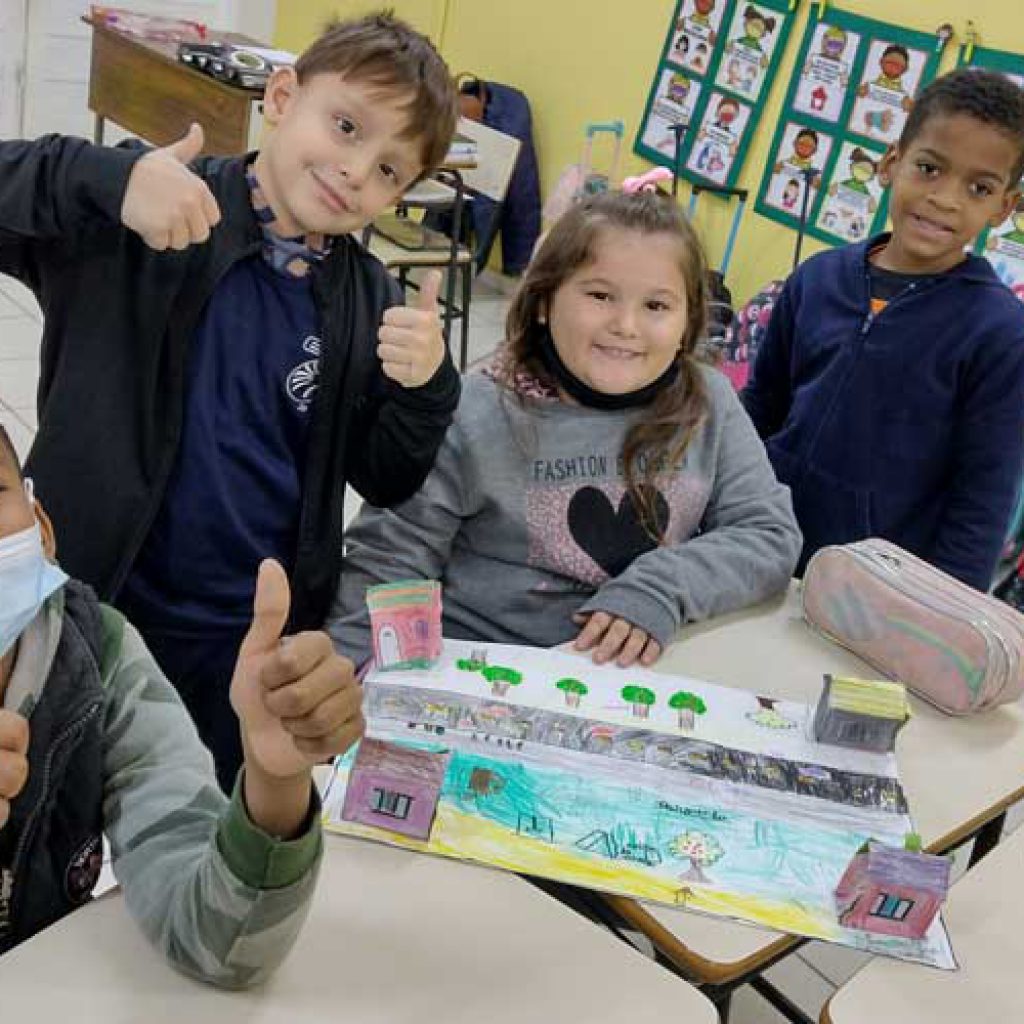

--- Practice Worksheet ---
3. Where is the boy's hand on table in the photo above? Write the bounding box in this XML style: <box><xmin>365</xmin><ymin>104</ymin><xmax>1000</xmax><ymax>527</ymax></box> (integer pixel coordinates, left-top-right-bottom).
<box><xmin>377</xmin><ymin>268</ymin><xmax>447</xmax><ymax>387</ymax></box>
<box><xmin>0</xmin><ymin>710</ymin><xmax>29</xmax><ymax>831</ymax></box>
<box><xmin>120</xmin><ymin>123</ymin><xmax>222</xmax><ymax>252</ymax></box>
<box><xmin>230</xmin><ymin>560</ymin><xmax>364</xmax><ymax>836</ymax></box>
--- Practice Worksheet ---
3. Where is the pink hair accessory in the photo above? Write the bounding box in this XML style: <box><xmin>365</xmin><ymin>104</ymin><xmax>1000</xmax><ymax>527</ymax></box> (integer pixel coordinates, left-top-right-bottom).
<box><xmin>621</xmin><ymin>167</ymin><xmax>673</xmax><ymax>194</ymax></box>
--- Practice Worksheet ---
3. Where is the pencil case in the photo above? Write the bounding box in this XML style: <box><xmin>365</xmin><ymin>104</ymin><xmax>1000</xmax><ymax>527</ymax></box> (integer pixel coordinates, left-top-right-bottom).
<box><xmin>802</xmin><ymin>539</ymin><xmax>1024</xmax><ymax>715</ymax></box>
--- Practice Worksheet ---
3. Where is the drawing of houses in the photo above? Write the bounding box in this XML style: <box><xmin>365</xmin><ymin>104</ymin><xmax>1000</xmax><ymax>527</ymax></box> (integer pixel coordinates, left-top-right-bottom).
<box><xmin>341</xmin><ymin>739</ymin><xmax>449</xmax><ymax>841</ymax></box>
<box><xmin>835</xmin><ymin>841</ymin><xmax>950</xmax><ymax>939</ymax></box>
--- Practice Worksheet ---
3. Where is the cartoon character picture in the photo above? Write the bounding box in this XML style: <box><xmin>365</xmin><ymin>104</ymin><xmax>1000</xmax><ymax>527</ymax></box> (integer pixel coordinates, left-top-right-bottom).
<box><xmin>734</xmin><ymin>5</ymin><xmax>776</xmax><ymax>67</ymax></box>
<box><xmin>775</xmin><ymin>127</ymin><xmax>819</xmax><ymax>173</ymax></box>
<box><xmin>850</xmin><ymin>40</ymin><xmax>925</xmax><ymax>144</ymax></box>
<box><xmin>641</xmin><ymin>68</ymin><xmax>702</xmax><ymax>158</ymax></box>
<box><xmin>766</xmin><ymin>123</ymin><xmax>832</xmax><ymax>217</ymax></box>
<box><xmin>667</xmin><ymin>71</ymin><xmax>692</xmax><ymax>107</ymax></box>
<box><xmin>859</xmin><ymin>43</ymin><xmax>912</xmax><ymax>104</ymax></box>
<box><xmin>688</xmin><ymin>93</ymin><xmax>751</xmax><ymax>184</ymax></box>
<box><xmin>817</xmin><ymin>141</ymin><xmax>885</xmax><ymax>242</ymax></box>
<box><xmin>717</xmin><ymin>2</ymin><xmax>782</xmax><ymax>101</ymax></box>
<box><xmin>987</xmin><ymin>197</ymin><xmax>1024</xmax><ymax>256</ymax></box>
<box><xmin>672</xmin><ymin>0</ymin><xmax>726</xmax><ymax>73</ymax></box>
<box><xmin>794</xmin><ymin>22</ymin><xmax>860</xmax><ymax>123</ymax></box>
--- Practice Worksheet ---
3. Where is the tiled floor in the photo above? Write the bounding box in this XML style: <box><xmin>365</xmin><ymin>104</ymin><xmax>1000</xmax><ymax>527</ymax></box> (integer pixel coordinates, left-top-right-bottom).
<box><xmin>2</xmin><ymin>266</ymin><xmax>1020</xmax><ymax>1021</ymax></box>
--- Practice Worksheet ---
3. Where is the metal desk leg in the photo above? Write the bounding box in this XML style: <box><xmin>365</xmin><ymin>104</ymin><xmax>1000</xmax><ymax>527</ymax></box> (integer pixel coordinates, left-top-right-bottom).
<box><xmin>94</xmin><ymin>114</ymin><xmax>105</xmax><ymax>145</ymax></box>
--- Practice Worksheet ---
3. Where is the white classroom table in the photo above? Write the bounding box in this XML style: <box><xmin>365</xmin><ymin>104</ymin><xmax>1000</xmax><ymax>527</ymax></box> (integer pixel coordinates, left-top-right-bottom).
<box><xmin>0</xmin><ymin>828</ymin><xmax>717</xmax><ymax>1023</ymax></box>
<box><xmin>600</xmin><ymin>583</ymin><xmax>1024</xmax><ymax>989</ymax></box>
<box><xmin>821</xmin><ymin>819</ymin><xmax>1024</xmax><ymax>1023</ymax></box>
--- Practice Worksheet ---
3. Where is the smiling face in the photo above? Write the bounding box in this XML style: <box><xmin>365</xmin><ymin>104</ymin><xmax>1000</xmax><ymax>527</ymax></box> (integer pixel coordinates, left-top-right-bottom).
<box><xmin>546</xmin><ymin>227</ymin><xmax>689</xmax><ymax>396</ymax></box>
<box><xmin>880</xmin><ymin>49</ymin><xmax>908</xmax><ymax>81</ymax></box>
<box><xmin>252</xmin><ymin>68</ymin><xmax>424</xmax><ymax>237</ymax></box>
<box><xmin>794</xmin><ymin>132</ymin><xmax>819</xmax><ymax>160</ymax></box>
<box><xmin>879</xmin><ymin>112</ymin><xmax>1020</xmax><ymax>273</ymax></box>
<box><xmin>851</xmin><ymin>157</ymin><xmax>876</xmax><ymax>184</ymax></box>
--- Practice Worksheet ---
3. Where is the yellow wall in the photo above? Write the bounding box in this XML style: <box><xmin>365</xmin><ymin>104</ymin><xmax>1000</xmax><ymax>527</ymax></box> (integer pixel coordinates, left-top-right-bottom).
<box><xmin>276</xmin><ymin>0</ymin><xmax>1024</xmax><ymax>304</ymax></box>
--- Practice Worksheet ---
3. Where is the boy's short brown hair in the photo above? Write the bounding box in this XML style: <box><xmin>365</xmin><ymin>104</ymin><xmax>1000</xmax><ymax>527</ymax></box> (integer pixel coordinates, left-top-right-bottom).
<box><xmin>295</xmin><ymin>11</ymin><xmax>458</xmax><ymax>175</ymax></box>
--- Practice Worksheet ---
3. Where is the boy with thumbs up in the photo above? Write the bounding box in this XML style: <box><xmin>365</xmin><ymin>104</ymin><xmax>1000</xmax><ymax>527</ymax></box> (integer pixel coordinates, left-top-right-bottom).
<box><xmin>0</xmin><ymin>14</ymin><xmax>461</xmax><ymax>789</ymax></box>
<box><xmin>0</xmin><ymin>422</ymin><xmax>362</xmax><ymax>982</ymax></box>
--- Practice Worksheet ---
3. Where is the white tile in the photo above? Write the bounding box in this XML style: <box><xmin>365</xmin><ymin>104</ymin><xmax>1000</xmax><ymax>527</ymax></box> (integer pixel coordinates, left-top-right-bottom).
<box><xmin>0</xmin><ymin>359</ymin><xmax>39</xmax><ymax>410</ymax></box>
<box><xmin>11</xmin><ymin>404</ymin><xmax>37</xmax><ymax>430</ymax></box>
<box><xmin>0</xmin><ymin>409</ymin><xmax>34</xmax><ymax>463</ymax></box>
<box><xmin>728</xmin><ymin>985</ymin><xmax>791</xmax><ymax>1023</ymax></box>
<box><xmin>0</xmin><ymin>276</ymin><xmax>42</xmax><ymax>322</ymax></box>
<box><xmin>758</xmin><ymin>948</ymin><xmax>836</xmax><ymax>1018</ymax></box>
<box><xmin>0</xmin><ymin>316</ymin><xmax>43</xmax><ymax>361</ymax></box>
<box><xmin>798</xmin><ymin>942</ymin><xmax>872</xmax><ymax>987</ymax></box>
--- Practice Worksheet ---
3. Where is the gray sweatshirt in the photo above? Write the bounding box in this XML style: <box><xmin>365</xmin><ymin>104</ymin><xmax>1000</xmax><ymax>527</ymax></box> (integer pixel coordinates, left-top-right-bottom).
<box><xmin>329</xmin><ymin>366</ymin><xmax>801</xmax><ymax>662</ymax></box>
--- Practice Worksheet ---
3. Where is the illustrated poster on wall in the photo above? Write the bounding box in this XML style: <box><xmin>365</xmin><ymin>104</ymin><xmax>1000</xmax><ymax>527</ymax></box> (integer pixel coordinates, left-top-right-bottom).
<box><xmin>757</xmin><ymin>6</ymin><xmax>946</xmax><ymax>246</ymax></box>
<box><xmin>959</xmin><ymin>43</ymin><xmax>1024</xmax><ymax>302</ymax></box>
<box><xmin>636</xmin><ymin>0</ymin><xmax>796</xmax><ymax>190</ymax></box>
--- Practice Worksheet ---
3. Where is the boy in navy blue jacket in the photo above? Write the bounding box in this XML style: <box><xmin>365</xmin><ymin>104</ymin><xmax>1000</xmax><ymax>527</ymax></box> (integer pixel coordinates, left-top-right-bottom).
<box><xmin>744</xmin><ymin>69</ymin><xmax>1024</xmax><ymax>590</ymax></box>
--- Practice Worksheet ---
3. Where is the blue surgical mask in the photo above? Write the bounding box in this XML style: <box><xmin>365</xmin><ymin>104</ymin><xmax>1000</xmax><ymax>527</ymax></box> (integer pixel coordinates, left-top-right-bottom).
<box><xmin>0</xmin><ymin>480</ymin><xmax>68</xmax><ymax>658</ymax></box>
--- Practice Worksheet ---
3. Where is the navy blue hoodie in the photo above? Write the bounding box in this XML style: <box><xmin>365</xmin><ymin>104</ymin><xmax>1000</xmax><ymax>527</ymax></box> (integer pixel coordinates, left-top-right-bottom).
<box><xmin>742</xmin><ymin>235</ymin><xmax>1024</xmax><ymax>590</ymax></box>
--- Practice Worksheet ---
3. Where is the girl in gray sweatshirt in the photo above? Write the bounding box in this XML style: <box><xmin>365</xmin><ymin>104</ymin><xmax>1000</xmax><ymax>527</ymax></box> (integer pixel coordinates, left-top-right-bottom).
<box><xmin>330</xmin><ymin>188</ymin><xmax>801</xmax><ymax>669</ymax></box>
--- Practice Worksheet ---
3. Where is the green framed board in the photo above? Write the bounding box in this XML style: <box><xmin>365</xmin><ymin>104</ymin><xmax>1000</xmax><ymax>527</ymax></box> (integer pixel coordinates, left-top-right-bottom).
<box><xmin>958</xmin><ymin>44</ymin><xmax>1024</xmax><ymax>302</ymax></box>
<box><xmin>756</xmin><ymin>6</ymin><xmax>948</xmax><ymax>246</ymax></box>
<box><xmin>635</xmin><ymin>0</ymin><xmax>797</xmax><ymax>190</ymax></box>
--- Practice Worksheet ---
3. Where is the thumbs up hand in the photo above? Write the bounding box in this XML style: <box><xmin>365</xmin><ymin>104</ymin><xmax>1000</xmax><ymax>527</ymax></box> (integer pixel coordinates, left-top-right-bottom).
<box><xmin>230</xmin><ymin>560</ymin><xmax>364</xmax><ymax>782</ymax></box>
<box><xmin>120</xmin><ymin>122</ymin><xmax>222</xmax><ymax>251</ymax></box>
<box><xmin>377</xmin><ymin>268</ymin><xmax>447</xmax><ymax>387</ymax></box>
<box><xmin>0</xmin><ymin>710</ymin><xmax>29</xmax><ymax>832</ymax></box>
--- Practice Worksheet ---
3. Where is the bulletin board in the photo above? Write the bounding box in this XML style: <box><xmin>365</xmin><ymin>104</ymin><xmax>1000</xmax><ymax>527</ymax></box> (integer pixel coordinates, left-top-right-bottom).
<box><xmin>634</xmin><ymin>0</ymin><xmax>797</xmax><ymax>190</ymax></box>
<box><xmin>958</xmin><ymin>43</ymin><xmax>1024</xmax><ymax>302</ymax></box>
<box><xmin>756</xmin><ymin>6</ymin><xmax>948</xmax><ymax>246</ymax></box>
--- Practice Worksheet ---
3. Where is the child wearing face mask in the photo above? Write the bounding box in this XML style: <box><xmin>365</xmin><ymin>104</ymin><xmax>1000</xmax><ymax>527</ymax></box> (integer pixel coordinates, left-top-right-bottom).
<box><xmin>0</xmin><ymin>425</ymin><xmax>364</xmax><ymax>981</ymax></box>
<box><xmin>328</xmin><ymin>184</ymin><xmax>801</xmax><ymax>669</ymax></box>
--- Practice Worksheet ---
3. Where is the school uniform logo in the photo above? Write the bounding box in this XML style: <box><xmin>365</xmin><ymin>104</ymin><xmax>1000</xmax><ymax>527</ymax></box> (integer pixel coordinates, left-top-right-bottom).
<box><xmin>286</xmin><ymin>336</ymin><xmax>321</xmax><ymax>413</ymax></box>
<box><xmin>65</xmin><ymin>834</ymin><xmax>103</xmax><ymax>904</ymax></box>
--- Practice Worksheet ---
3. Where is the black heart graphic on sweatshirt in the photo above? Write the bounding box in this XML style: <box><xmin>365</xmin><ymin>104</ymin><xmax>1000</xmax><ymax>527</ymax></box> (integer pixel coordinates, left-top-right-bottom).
<box><xmin>567</xmin><ymin>486</ymin><xmax>669</xmax><ymax>577</ymax></box>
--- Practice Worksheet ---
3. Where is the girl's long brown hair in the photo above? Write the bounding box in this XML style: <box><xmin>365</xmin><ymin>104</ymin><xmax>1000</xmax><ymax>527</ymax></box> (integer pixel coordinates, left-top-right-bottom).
<box><xmin>501</xmin><ymin>189</ymin><xmax>710</xmax><ymax>540</ymax></box>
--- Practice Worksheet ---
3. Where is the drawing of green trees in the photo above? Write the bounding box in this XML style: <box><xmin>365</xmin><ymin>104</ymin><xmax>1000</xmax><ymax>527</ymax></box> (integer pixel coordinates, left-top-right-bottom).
<box><xmin>668</xmin><ymin>691</ymin><xmax>707</xmax><ymax>730</ymax></box>
<box><xmin>556</xmin><ymin>677</ymin><xmax>589</xmax><ymax>708</ymax></box>
<box><xmin>670</xmin><ymin>830</ymin><xmax>725</xmax><ymax>883</ymax></box>
<box><xmin>621</xmin><ymin>684</ymin><xmax>656</xmax><ymax>719</ymax></box>
<box><xmin>482</xmin><ymin>665</ymin><xmax>523</xmax><ymax>697</ymax></box>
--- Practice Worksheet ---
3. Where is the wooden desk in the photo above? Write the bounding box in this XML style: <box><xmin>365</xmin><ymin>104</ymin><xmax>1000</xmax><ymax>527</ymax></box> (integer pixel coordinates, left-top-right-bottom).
<box><xmin>821</xmin><ymin>821</ymin><xmax>1024</xmax><ymax>1024</ymax></box>
<box><xmin>597</xmin><ymin>584</ymin><xmax>1024</xmax><ymax>992</ymax></box>
<box><xmin>85</xmin><ymin>19</ymin><xmax>263</xmax><ymax>155</ymax></box>
<box><xmin>0</xmin><ymin>833</ymin><xmax>716</xmax><ymax>1023</ymax></box>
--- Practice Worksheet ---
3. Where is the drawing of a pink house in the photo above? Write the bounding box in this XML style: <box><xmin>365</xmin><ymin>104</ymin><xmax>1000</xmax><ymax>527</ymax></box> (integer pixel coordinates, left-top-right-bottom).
<box><xmin>835</xmin><ymin>840</ymin><xmax>950</xmax><ymax>939</ymax></box>
<box><xmin>341</xmin><ymin>739</ymin><xmax>449</xmax><ymax>840</ymax></box>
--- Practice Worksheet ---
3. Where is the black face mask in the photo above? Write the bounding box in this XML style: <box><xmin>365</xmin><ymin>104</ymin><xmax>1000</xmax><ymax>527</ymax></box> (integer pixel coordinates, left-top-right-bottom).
<box><xmin>535</xmin><ymin>325</ymin><xmax>681</xmax><ymax>411</ymax></box>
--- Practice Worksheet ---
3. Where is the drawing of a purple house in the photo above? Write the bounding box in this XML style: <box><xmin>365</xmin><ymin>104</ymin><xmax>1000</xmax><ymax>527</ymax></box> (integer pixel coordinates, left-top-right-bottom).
<box><xmin>341</xmin><ymin>739</ymin><xmax>449</xmax><ymax>841</ymax></box>
<box><xmin>835</xmin><ymin>840</ymin><xmax>951</xmax><ymax>939</ymax></box>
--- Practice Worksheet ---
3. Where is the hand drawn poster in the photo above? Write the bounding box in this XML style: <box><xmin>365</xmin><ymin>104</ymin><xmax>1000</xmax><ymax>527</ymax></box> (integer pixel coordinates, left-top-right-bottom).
<box><xmin>757</xmin><ymin>7</ymin><xmax>946</xmax><ymax>246</ymax></box>
<box><xmin>324</xmin><ymin>640</ymin><xmax>955</xmax><ymax>969</ymax></box>
<box><xmin>636</xmin><ymin>0</ymin><xmax>796</xmax><ymax>190</ymax></box>
<box><xmin>960</xmin><ymin>43</ymin><xmax>1024</xmax><ymax>303</ymax></box>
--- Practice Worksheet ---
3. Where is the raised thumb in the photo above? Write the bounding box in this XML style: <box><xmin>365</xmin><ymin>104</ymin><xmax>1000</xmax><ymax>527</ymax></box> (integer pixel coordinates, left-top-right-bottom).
<box><xmin>416</xmin><ymin>269</ymin><xmax>442</xmax><ymax>312</ymax></box>
<box><xmin>239</xmin><ymin>559</ymin><xmax>291</xmax><ymax>658</ymax></box>
<box><xmin>165</xmin><ymin>122</ymin><xmax>205</xmax><ymax>164</ymax></box>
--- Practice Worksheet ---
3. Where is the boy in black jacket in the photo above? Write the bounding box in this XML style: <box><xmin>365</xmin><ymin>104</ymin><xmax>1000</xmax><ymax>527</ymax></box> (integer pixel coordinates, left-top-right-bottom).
<box><xmin>0</xmin><ymin>13</ymin><xmax>460</xmax><ymax>789</ymax></box>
